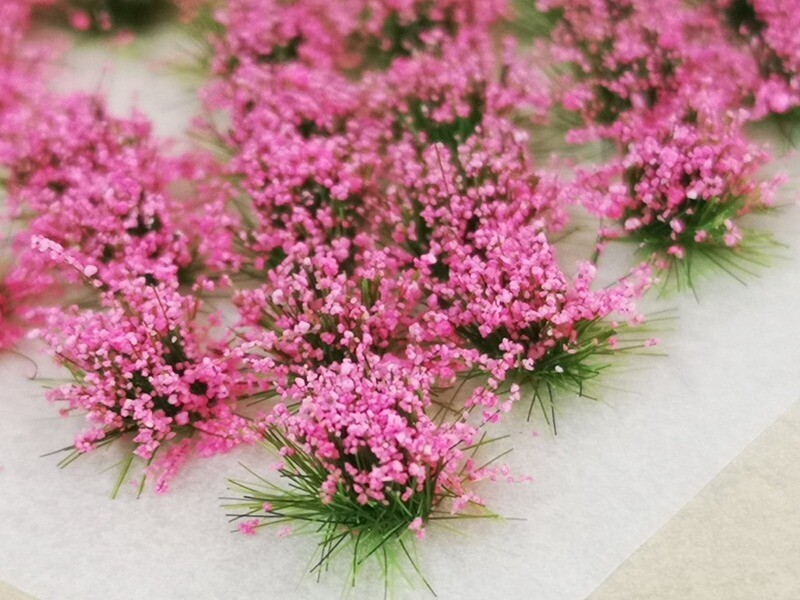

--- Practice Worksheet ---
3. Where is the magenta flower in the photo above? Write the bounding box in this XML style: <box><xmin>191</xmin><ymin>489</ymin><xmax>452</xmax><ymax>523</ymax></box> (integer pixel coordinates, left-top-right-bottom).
<box><xmin>574</xmin><ymin>105</ymin><xmax>781</xmax><ymax>287</ymax></box>
<box><xmin>36</xmin><ymin>281</ymin><xmax>252</xmax><ymax>495</ymax></box>
<box><xmin>228</xmin><ymin>353</ymin><xmax>515</xmax><ymax>582</ymax></box>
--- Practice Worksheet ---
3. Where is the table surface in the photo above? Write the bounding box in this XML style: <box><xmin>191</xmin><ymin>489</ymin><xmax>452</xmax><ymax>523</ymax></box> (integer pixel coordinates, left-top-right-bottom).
<box><xmin>1</xmin><ymin>26</ymin><xmax>799</xmax><ymax>600</ymax></box>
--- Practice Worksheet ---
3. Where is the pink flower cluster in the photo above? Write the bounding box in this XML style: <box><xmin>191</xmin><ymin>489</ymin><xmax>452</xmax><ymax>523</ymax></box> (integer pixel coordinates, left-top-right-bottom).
<box><xmin>236</xmin><ymin>246</ymin><xmax>419</xmax><ymax>375</ymax></box>
<box><xmin>0</xmin><ymin>0</ymin><xmax>61</xmax><ymax>349</ymax></box>
<box><xmin>541</xmin><ymin>0</ymin><xmax>797</xmax><ymax>137</ymax></box>
<box><xmin>266</xmin><ymin>356</ymin><xmax>498</xmax><ymax>515</ymax></box>
<box><xmin>575</xmin><ymin>107</ymin><xmax>780</xmax><ymax>257</ymax></box>
<box><xmin>0</xmin><ymin>5</ymin><xmax>240</xmax><ymax>486</ymax></box>
<box><xmin>0</xmin><ymin>251</ymin><xmax>47</xmax><ymax>351</ymax></box>
<box><xmin>535</xmin><ymin>0</ymin><xmax>787</xmax><ymax>271</ymax></box>
<box><xmin>0</xmin><ymin>86</ymin><xmax>243</xmax><ymax>298</ymax></box>
<box><xmin>202</xmin><ymin>0</ymin><xmax>653</xmax><ymax>549</ymax></box>
<box><xmin>33</xmin><ymin>272</ymin><xmax>251</xmax><ymax>492</ymax></box>
<box><xmin>420</xmin><ymin>221</ymin><xmax>650</xmax><ymax>378</ymax></box>
<box><xmin>212</xmin><ymin>0</ymin><xmax>509</xmax><ymax>74</ymax></box>
<box><xmin>2</xmin><ymin>94</ymin><xmax>194</xmax><ymax>291</ymax></box>
<box><xmin>714</xmin><ymin>0</ymin><xmax>800</xmax><ymax>114</ymax></box>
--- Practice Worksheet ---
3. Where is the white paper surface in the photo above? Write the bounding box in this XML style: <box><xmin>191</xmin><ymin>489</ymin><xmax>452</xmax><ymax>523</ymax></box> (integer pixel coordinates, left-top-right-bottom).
<box><xmin>1</xmin><ymin>27</ymin><xmax>799</xmax><ymax>600</ymax></box>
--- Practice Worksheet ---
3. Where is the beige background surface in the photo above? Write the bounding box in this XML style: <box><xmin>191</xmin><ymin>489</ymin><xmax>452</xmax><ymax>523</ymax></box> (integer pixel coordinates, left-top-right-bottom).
<box><xmin>0</xmin><ymin>582</ymin><xmax>34</xmax><ymax>600</ymax></box>
<box><xmin>592</xmin><ymin>401</ymin><xmax>800</xmax><ymax>600</ymax></box>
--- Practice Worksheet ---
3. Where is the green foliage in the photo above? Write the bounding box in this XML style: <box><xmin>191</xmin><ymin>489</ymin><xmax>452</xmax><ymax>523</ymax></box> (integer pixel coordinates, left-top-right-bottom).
<box><xmin>67</xmin><ymin>0</ymin><xmax>175</xmax><ymax>31</ymax></box>
<box><xmin>225</xmin><ymin>428</ymin><xmax>500</xmax><ymax>593</ymax></box>
<box><xmin>349</xmin><ymin>8</ymin><xmax>459</xmax><ymax>72</ymax></box>
<box><xmin>503</xmin><ymin>1</ymin><xmax>563</xmax><ymax>42</ymax></box>
<box><xmin>724</xmin><ymin>0</ymin><xmax>763</xmax><ymax>34</ymax></box>
<box><xmin>623</xmin><ymin>196</ymin><xmax>781</xmax><ymax>293</ymax></box>
<box><xmin>402</xmin><ymin>91</ymin><xmax>486</xmax><ymax>152</ymax></box>
<box><xmin>510</xmin><ymin>316</ymin><xmax>663</xmax><ymax>429</ymax></box>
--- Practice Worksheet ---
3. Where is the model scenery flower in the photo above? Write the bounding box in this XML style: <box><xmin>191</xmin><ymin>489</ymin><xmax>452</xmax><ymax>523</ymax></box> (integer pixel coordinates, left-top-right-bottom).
<box><xmin>35</xmin><ymin>278</ymin><xmax>252</xmax><ymax>495</ymax></box>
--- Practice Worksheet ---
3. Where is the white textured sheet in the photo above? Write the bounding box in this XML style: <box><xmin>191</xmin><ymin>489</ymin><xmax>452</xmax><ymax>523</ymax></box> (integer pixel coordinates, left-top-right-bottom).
<box><xmin>1</xmin><ymin>27</ymin><xmax>799</xmax><ymax>600</ymax></box>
